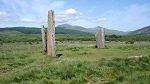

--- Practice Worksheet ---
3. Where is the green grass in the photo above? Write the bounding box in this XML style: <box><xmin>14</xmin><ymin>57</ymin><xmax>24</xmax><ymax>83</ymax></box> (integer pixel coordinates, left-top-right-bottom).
<box><xmin>0</xmin><ymin>30</ymin><xmax>41</xmax><ymax>43</ymax></box>
<box><xmin>0</xmin><ymin>41</ymin><xmax>150</xmax><ymax>84</ymax></box>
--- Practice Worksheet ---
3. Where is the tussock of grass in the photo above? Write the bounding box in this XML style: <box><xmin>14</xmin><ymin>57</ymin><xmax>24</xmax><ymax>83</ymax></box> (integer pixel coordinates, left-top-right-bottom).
<box><xmin>0</xmin><ymin>41</ymin><xmax>150</xmax><ymax>84</ymax></box>
<box><xmin>1</xmin><ymin>56</ymin><xmax>150</xmax><ymax>84</ymax></box>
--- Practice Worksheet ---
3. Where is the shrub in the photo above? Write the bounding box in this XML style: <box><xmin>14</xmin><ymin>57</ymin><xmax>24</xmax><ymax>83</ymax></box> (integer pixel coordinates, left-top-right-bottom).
<box><xmin>0</xmin><ymin>41</ymin><xmax>3</xmax><ymax>45</ymax></box>
<box><xmin>29</xmin><ymin>42</ymin><xmax>33</xmax><ymax>45</ymax></box>
<box><xmin>129</xmin><ymin>40</ymin><xmax>134</xmax><ymax>44</ymax></box>
<box><xmin>125</xmin><ymin>40</ymin><xmax>135</xmax><ymax>44</ymax></box>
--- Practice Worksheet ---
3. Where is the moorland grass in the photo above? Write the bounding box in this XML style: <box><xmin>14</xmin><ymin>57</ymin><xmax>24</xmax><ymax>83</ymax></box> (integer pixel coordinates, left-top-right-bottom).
<box><xmin>0</xmin><ymin>41</ymin><xmax>150</xmax><ymax>84</ymax></box>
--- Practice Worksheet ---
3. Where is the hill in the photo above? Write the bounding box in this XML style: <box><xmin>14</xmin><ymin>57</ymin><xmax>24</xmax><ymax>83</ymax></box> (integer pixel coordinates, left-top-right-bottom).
<box><xmin>0</xmin><ymin>27</ymin><xmax>93</xmax><ymax>36</ymax></box>
<box><xmin>88</xmin><ymin>26</ymin><xmax>128</xmax><ymax>35</ymax></box>
<box><xmin>57</xmin><ymin>24</ymin><xmax>128</xmax><ymax>35</ymax></box>
<box><xmin>0</xmin><ymin>27</ymin><xmax>41</xmax><ymax>34</ymax></box>
<box><xmin>56</xmin><ymin>27</ymin><xmax>93</xmax><ymax>35</ymax></box>
<box><xmin>0</xmin><ymin>25</ymin><xmax>150</xmax><ymax>42</ymax></box>
<box><xmin>131</xmin><ymin>26</ymin><xmax>150</xmax><ymax>35</ymax></box>
<box><xmin>0</xmin><ymin>25</ymin><xmax>130</xmax><ymax>35</ymax></box>
<box><xmin>0</xmin><ymin>27</ymin><xmax>94</xmax><ymax>42</ymax></box>
<box><xmin>57</xmin><ymin>24</ymin><xmax>88</xmax><ymax>32</ymax></box>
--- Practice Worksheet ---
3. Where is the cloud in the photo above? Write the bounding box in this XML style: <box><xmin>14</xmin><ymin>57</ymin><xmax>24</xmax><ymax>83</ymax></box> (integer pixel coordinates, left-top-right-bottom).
<box><xmin>50</xmin><ymin>1</ymin><xmax>64</xmax><ymax>9</ymax></box>
<box><xmin>71</xmin><ymin>4</ymin><xmax>150</xmax><ymax>30</ymax></box>
<box><xmin>56</xmin><ymin>8</ymin><xmax>81</xmax><ymax>23</ymax></box>
<box><xmin>0</xmin><ymin>0</ymin><xmax>65</xmax><ymax>25</ymax></box>
<box><xmin>64</xmin><ymin>8</ymin><xmax>78</xmax><ymax>15</ymax></box>
<box><xmin>97</xmin><ymin>18</ymin><xmax>107</xmax><ymax>21</ymax></box>
<box><xmin>20</xmin><ymin>18</ymin><xmax>35</xmax><ymax>23</ymax></box>
<box><xmin>0</xmin><ymin>0</ymin><xmax>149</xmax><ymax>30</ymax></box>
<box><xmin>91</xmin><ymin>17</ymin><xmax>107</xmax><ymax>23</ymax></box>
<box><xmin>0</xmin><ymin>11</ymin><xmax>11</xmax><ymax>21</ymax></box>
<box><xmin>0</xmin><ymin>11</ymin><xmax>7</xmax><ymax>16</ymax></box>
<box><xmin>97</xmin><ymin>4</ymin><xmax>150</xmax><ymax>31</ymax></box>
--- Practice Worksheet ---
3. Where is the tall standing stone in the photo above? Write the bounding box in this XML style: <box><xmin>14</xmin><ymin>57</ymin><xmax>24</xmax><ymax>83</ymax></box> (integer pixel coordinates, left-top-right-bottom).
<box><xmin>47</xmin><ymin>10</ymin><xmax>56</xmax><ymax>56</ymax></box>
<box><xmin>95</xmin><ymin>28</ymin><xmax>105</xmax><ymax>48</ymax></box>
<box><xmin>41</xmin><ymin>25</ymin><xmax>47</xmax><ymax>52</ymax></box>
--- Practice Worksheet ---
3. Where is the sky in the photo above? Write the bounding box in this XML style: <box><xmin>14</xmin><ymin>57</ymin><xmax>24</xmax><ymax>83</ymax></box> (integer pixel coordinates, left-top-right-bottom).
<box><xmin>0</xmin><ymin>0</ymin><xmax>150</xmax><ymax>31</ymax></box>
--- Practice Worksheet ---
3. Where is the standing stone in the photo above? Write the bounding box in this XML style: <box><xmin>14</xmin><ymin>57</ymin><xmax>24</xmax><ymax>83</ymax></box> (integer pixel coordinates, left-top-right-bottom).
<box><xmin>41</xmin><ymin>25</ymin><xmax>47</xmax><ymax>52</ymax></box>
<box><xmin>95</xmin><ymin>28</ymin><xmax>105</xmax><ymax>48</ymax></box>
<box><xmin>47</xmin><ymin>10</ymin><xmax>56</xmax><ymax>56</ymax></box>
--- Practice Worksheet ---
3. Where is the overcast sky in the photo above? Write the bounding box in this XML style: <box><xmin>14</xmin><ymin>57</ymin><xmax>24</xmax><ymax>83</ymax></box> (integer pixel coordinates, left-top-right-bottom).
<box><xmin>0</xmin><ymin>0</ymin><xmax>150</xmax><ymax>31</ymax></box>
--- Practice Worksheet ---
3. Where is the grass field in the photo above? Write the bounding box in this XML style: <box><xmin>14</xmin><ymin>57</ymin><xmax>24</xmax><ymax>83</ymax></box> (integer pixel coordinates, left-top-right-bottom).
<box><xmin>0</xmin><ymin>41</ymin><xmax>150</xmax><ymax>84</ymax></box>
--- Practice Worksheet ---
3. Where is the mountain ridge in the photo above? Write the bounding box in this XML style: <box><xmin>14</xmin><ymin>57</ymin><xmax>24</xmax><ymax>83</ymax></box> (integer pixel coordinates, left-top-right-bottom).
<box><xmin>0</xmin><ymin>26</ymin><xmax>93</xmax><ymax>36</ymax></box>
<box><xmin>130</xmin><ymin>26</ymin><xmax>150</xmax><ymax>35</ymax></box>
<box><xmin>0</xmin><ymin>24</ymin><xmax>149</xmax><ymax>35</ymax></box>
<box><xmin>57</xmin><ymin>24</ymin><xmax>128</xmax><ymax>35</ymax></box>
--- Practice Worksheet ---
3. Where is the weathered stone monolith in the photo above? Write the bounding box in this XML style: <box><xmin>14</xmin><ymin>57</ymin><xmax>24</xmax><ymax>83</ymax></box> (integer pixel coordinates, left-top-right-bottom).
<box><xmin>41</xmin><ymin>25</ymin><xmax>47</xmax><ymax>52</ymax></box>
<box><xmin>95</xmin><ymin>28</ymin><xmax>105</xmax><ymax>48</ymax></box>
<box><xmin>47</xmin><ymin>10</ymin><xmax>56</xmax><ymax>56</ymax></box>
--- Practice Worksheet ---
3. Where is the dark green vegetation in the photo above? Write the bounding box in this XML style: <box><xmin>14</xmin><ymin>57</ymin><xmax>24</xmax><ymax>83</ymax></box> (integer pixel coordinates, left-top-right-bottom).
<box><xmin>57</xmin><ymin>24</ymin><xmax>128</xmax><ymax>35</ymax></box>
<box><xmin>105</xmin><ymin>34</ymin><xmax>150</xmax><ymax>42</ymax></box>
<box><xmin>0</xmin><ymin>30</ymin><xmax>41</xmax><ymax>43</ymax></box>
<box><xmin>0</xmin><ymin>27</ymin><xmax>94</xmax><ymax>43</ymax></box>
<box><xmin>0</xmin><ymin>41</ymin><xmax>150</xmax><ymax>84</ymax></box>
<box><xmin>0</xmin><ymin>25</ymin><xmax>150</xmax><ymax>43</ymax></box>
<box><xmin>57</xmin><ymin>24</ymin><xmax>150</xmax><ymax>35</ymax></box>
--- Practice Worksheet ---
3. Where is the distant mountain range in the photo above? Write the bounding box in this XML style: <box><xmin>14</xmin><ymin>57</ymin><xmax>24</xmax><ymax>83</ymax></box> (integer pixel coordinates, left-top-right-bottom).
<box><xmin>0</xmin><ymin>24</ymin><xmax>149</xmax><ymax>35</ymax></box>
<box><xmin>0</xmin><ymin>26</ymin><xmax>93</xmax><ymax>36</ymax></box>
<box><xmin>57</xmin><ymin>24</ymin><xmax>128</xmax><ymax>35</ymax></box>
<box><xmin>130</xmin><ymin>26</ymin><xmax>150</xmax><ymax>35</ymax></box>
<box><xmin>57</xmin><ymin>24</ymin><xmax>150</xmax><ymax>35</ymax></box>
<box><xmin>57</xmin><ymin>24</ymin><xmax>88</xmax><ymax>32</ymax></box>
